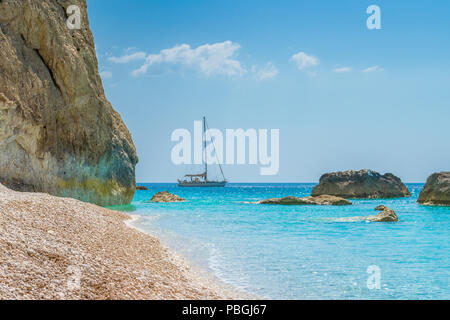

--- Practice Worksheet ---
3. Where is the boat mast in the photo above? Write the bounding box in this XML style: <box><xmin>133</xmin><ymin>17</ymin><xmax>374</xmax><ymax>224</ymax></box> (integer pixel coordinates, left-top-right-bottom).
<box><xmin>204</xmin><ymin>117</ymin><xmax>226</xmax><ymax>182</ymax></box>
<box><xmin>203</xmin><ymin>116</ymin><xmax>207</xmax><ymax>181</ymax></box>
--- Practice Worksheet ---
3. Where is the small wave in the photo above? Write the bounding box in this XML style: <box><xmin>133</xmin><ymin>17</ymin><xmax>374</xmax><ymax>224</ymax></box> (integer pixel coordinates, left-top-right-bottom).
<box><xmin>321</xmin><ymin>216</ymin><xmax>370</xmax><ymax>223</ymax></box>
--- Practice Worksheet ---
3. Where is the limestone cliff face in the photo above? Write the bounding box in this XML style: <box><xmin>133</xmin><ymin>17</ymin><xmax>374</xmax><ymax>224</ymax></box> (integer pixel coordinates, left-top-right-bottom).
<box><xmin>0</xmin><ymin>0</ymin><xmax>138</xmax><ymax>206</ymax></box>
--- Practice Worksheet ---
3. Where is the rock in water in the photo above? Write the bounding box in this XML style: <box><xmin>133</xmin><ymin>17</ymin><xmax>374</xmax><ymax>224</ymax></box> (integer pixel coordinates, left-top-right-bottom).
<box><xmin>0</xmin><ymin>1</ymin><xmax>138</xmax><ymax>206</ymax></box>
<box><xmin>151</xmin><ymin>191</ymin><xmax>185</xmax><ymax>203</ymax></box>
<box><xmin>417</xmin><ymin>172</ymin><xmax>450</xmax><ymax>206</ymax></box>
<box><xmin>311</xmin><ymin>169</ymin><xmax>410</xmax><ymax>199</ymax></box>
<box><xmin>258</xmin><ymin>195</ymin><xmax>352</xmax><ymax>205</ymax></box>
<box><xmin>136</xmin><ymin>186</ymin><xmax>149</xmax><ymax>191</ymax></box>
<box><xmin>367</xmin><ymin>206</ymin><xmax>398</xmax><ymax>222</ymax></box>
<box><xmin>374</xmin><ymin>205</ymin><xmax>388</xmax><ymax>211</ymax></box>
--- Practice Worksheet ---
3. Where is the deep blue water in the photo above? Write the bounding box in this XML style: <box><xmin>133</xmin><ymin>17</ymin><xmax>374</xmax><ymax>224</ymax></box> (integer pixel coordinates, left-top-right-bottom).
<box><xmin>124</xmin><ymin>183</ymin><xmax>449</xmax><ymax>299</ymax></box>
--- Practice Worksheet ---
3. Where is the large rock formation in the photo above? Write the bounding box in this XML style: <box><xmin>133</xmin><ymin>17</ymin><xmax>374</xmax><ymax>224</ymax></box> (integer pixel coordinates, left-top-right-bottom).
<box><xmin>417</xmin><ymin>172</ymin><xmax>450</xmax><ymax>206</ymax></box>
<box><xmin>311</xmin><ymin>169</ymin><xmax>410</xmax><ymax>199</ymax></box>
<box><xmin>0</xmin><ymin>0</ymin><xmax>138</xmax><ymax>206</ymax></box>
<box><xmin>258</xmin><ymin>194</ymin><xmax>351</xmax><ymax>205</ymax></box>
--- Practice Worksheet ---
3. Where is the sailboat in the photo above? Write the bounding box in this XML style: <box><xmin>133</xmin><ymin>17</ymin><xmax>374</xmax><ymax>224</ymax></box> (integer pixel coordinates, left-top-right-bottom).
<box><xmin>177</xmin><ymin>117</ymin><xmax>227</xmax><ymax>187</ymax></box>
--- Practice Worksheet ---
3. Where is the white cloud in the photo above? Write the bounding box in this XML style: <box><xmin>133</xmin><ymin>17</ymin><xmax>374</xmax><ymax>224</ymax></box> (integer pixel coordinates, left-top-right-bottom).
<box><xmin>100</xmin><ymin>71</ymin><xmax>112</xmax><ymax>79</ymax></box>
<box><xmin>108</xmin><ymin>52</ymin><xmax>147</xmax><ymax>64</ymax></box>
<box><xmin>252</xmin><ymin>62</ymin><xmax>279</xmax><ymax>80</ymax></box>
<box><xmin>290</xmin><ymin>51</ymin><xmax>319</xmax><ymax>71</ymax></box>
<box><xmin>132</xmin><ymin>41</ymin><xmax>246</xmax><ymax>77</ymax></box>
<box><xmin>332</xmin><ymin>67</ymin><xmax>351</xmax><ymax>73</ymax></box>
<box><xmin>362</xmin><ymin>65</ymin><xmax>383</xmax><ymax>73</ymax></box>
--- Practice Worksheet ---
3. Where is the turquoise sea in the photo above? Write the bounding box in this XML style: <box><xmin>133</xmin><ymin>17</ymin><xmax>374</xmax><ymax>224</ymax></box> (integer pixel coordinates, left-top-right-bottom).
<box><xmin>125</xmin><ymin>183</ymin><xmax>449</xmax><ymax>299</ymax></box>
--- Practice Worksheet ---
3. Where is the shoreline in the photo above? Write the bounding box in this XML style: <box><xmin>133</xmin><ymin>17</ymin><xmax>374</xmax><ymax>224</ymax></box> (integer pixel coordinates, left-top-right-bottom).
<box><xmin>124</xmin><ymin>215</ymin><xmax>256</xmax><ymax>300</ymax></box>
<box><xmin>0</xmin><ymin>184</ymin><xmax>242</xmax><ymax>299</ymax></box>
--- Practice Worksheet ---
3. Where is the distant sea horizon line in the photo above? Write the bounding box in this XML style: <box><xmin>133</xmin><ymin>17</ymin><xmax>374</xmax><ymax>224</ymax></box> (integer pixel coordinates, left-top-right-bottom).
<box><xmin>136</xmin><ymin>181</ymin><xmax>425</xmax><ymax>184</ymax></box>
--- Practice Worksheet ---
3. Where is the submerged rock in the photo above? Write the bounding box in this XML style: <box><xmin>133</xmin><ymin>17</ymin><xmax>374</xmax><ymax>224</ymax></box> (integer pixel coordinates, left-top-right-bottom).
<box><xmin>417</xmin><ymin>172</ymin><xmax>450</xmax><ymax>206</ymax></box>
<box><xmin>151</xmin><ymin>191</ymin><xmax>185</xmax><ymax>203</ymax></box>
<box><xmin>258</xmin><ymin>194</ymin><xmax>352</xmax><ymax>205</ymax></box>
<box><xmin>366</xmin><ymin>206</ymin><xmax>398</xmax><ymax>222</ymax></box>
<box><xmin>311</xmin><ymin>169</ymin><xmax>410</xmax><ymax>199</ymax></box>
<box><xmin>0</xmin><ymin>1</ymin><xmax>137</xmax><ymax>206</ymax></box>
<box><xmin>136</xmin><ymin>186</ymin><xmax>149</xmax><ymax>191</ymax></box>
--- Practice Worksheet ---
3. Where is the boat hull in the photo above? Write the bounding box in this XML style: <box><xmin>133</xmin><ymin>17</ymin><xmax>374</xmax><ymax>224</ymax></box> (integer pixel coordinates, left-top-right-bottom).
<box><xmin>178</xmin><ymin>181</ymin><xmax>227</xmax><ymax>187</ymax></box>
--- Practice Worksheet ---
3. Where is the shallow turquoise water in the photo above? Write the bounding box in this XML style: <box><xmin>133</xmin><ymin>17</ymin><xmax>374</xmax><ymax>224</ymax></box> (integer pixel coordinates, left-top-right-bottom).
<box><xmin>125</xmin><ymin>183</ymin><xmax>449</xmax><ymax>299</ymax></box>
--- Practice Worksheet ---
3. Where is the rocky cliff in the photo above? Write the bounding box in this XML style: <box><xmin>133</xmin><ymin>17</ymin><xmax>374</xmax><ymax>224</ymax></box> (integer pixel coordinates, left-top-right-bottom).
<box><xmin>311</xmin><ymin>169</ymin><xmax>410</xmax><ymax>199</ymax></box>
<box><xmin>417</xmin><ymin>172</ymin><xmax>450</xmax><ymax>206</ymax></box>
<box><xmin>0</xmin><ymin>0</ymin><xmax>138</xmax><ymax>206</ymax></box>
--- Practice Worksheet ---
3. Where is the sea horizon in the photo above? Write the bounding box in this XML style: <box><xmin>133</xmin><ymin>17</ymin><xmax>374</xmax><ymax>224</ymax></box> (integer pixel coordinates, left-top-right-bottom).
<box><xmin>126</xmin><ymin>182</ymin><xmax>449</xmax><ymax>300</ymax></box>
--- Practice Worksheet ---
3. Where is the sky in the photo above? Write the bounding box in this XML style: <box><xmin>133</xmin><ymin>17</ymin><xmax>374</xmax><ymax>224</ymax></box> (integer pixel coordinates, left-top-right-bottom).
<box><xmin>86</xmin><ymin>0</ymin><xmax>450</xmax><ymax>183</ymax></box>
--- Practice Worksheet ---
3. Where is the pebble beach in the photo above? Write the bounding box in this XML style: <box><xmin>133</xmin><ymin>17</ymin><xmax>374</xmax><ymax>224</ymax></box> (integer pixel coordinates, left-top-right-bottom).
<box><xmin>0</xmin><ymin>184</ymin><xmax>238</xmax><ymax>300</ymax></box>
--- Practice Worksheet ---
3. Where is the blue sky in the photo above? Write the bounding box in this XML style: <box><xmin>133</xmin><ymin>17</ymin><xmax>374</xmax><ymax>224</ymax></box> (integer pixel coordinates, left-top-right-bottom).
<box><xmin>87</xmin><ymin>0</ymin><xmax>450</xmax><ymax>182</ymax></box>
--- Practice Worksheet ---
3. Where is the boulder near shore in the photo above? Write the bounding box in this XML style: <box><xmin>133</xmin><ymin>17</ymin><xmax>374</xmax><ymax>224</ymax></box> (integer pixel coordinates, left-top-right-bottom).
<box><xmin>336</xmin><ymin>205</ymin><xmax>399</xmax><ymax>222</ymax></box>
<box><xmin>258</xmin><ymin>195</ymin><xmax>352</xmax><ymax>205</ymax></box>
<box><xmin>417</xmin><ymin>172</ymin><xmax>450</xmax><ymax>206</ymax></box>
<box><xmin>151</xmin><ymin>191</ymin><xmax>185</xmax><ymax>203</ymax></box>
<box><xmin>311</xmin><ymin>169</ymin><xmax>411</xmax><ymax>199</ymax></box>
<box><xmin>367</xmin><ymin>205</ymin><xmax>399</xmax><ymax>222</ymax></box>
<box><xmin>0</xmin><ymin>0</ymin><xmax>137</xmax><ymax>206</ymax></box>
<box><xmin>0</xmin><ymin>184</ymin><xmax>236</xmax><ymax>299</ymax></box>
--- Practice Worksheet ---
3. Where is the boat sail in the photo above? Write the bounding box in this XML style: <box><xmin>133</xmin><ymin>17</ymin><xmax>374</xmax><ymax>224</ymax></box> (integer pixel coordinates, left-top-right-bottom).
<box><xmin>177</xmin><ymin>117</ymin><xmax>227</xmax><ymax>187</ymax></box>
